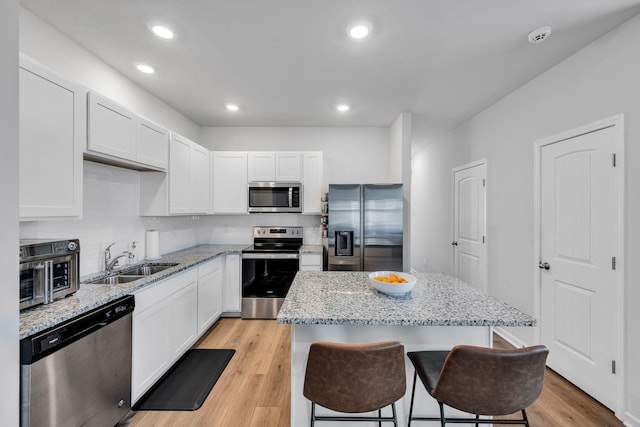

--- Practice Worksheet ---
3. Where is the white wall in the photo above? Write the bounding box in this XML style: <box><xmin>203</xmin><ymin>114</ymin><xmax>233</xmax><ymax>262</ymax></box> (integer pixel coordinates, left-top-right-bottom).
<box><xmin>419</xmin><ymin>12</ymin><xmax>640</xmax><ymax>424</ymax></box>
<box><xmin>410</xmin><ymin>116</ymin><xmax>470</xmax><ymax>273</ymax></box>
<box><xmin>19</xmin><ymin>8</ymin><xmax>199</xmax><ymax>142</ymax></box>
<box><xmin>0</xmin><ymin>0</ymin><xmax>19</xmax><ymax>423</ymax></box>
<box><xmin>390</xmin><ymin>113</ymin><xmax>413</xmax><ymax>272</ymax></box>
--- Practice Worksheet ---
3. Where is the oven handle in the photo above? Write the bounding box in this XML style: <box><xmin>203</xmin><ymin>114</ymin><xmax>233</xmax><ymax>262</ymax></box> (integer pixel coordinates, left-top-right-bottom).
<box><xmin>44</xmin><ymin>260</ymin><xmax>52</xmax><ymax>304</ymax></box>
<box><xmin>242</xmin><ymin>253</ymin><xmax>299</xmax><ymax>260</ymax></box>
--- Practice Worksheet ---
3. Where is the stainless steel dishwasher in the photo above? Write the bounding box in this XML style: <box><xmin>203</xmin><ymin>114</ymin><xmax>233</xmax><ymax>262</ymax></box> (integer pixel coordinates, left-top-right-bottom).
<box><xmin>20</xmin><ymin>295</ymin><xmax>135</xmax><ymax>427</ymax></box>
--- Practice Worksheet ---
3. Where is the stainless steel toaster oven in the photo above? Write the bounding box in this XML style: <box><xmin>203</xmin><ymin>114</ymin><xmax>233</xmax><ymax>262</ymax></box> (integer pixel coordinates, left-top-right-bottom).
<box><xmin>19</xmin><ymin>238</ymin><xmax>80</xmax><ymax>310</ymax></box>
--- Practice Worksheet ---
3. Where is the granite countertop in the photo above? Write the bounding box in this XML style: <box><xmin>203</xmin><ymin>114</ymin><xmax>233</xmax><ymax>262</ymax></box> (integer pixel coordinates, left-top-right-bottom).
<box><xmin>276</xmin><ymin>271</ymin><xmax>536</xmax><ymax>327</ymax></box>
<box><xmin>299</xmin><ymin>244</ymin><xmax>323</xmax><ymax>254</ymax></box>
<box><xmin>19</xmin><ymin>244</ymin><xmax>248</xmax><ymax>339</ymax></box>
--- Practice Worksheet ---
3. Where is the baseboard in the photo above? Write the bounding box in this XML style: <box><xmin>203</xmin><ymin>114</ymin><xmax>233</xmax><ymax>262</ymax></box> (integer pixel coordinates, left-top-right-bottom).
<box><xmin>493</xmin><ymin>327</ymin><xmax>528</xmax><ymax>348</ymax></box>
<box><xmin>623</xmin><ymin>410</ymin><xmax>640</xmax><ymax>427</ymax></box>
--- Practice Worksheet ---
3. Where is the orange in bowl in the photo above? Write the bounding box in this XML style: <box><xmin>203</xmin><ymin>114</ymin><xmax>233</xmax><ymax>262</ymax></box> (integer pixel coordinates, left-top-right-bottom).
<box><xmin>368</xmin><ymin>271</ymin><xmax>416</xmax><ymax>296</ymax></box>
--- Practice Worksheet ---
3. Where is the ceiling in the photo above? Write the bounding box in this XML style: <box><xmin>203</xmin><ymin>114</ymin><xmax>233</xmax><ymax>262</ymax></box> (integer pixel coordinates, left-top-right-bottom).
<box><xmin>20</xmin><ymin>0</ymin><xmax>640</xmax><ymax>134</ymax></box>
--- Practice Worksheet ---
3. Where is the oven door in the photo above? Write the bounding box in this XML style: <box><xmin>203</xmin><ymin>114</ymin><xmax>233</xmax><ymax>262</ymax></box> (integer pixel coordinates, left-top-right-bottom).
<box><xmin>20</xmin><ymin>261</ymin><xmax>48</xmax><ymax>310</ymax></box>
<box><xmin>241</xmin><ymin>253</ymin><xmax>299</xmax><ymax>318</ymax></box>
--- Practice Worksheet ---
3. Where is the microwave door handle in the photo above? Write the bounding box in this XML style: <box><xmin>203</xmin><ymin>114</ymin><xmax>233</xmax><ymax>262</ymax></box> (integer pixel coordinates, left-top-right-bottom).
<box><xmin>289</xmin><ymin>187</ymin><xmax>293</xmax><ymax>207</ymax></box>
<box><xmin>44</xmin><ymin>260</ymin><xmax>53</xmax><ymax>304</ymax></box>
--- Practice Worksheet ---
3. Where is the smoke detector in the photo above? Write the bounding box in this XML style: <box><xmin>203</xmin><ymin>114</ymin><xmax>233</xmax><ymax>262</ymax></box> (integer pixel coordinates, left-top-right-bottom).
<box><xmin>528</xmin><ymin>26</ymin><xmax>552</xmax><ymax>43</ymax></box>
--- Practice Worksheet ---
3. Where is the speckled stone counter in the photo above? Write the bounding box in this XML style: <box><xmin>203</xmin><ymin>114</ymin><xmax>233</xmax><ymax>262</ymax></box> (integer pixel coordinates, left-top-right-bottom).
<box><xmin>19</xmin><ymin>244</ymin><xmax>247</xmax><ymax>339</ymax></box>
<box><xmin>277</xmin><ymin>271</ymin><xmax>535</xmax><ymax>326</ymax></box>
<box><xmin>280</xmin><ymin>271</ymin><xmax>537</xmax><ymax>426</ymax></box>
<box><xmin>298</xmin><ymin>244</ymin><xmax>323</xmax><ymax>254</ymax></box>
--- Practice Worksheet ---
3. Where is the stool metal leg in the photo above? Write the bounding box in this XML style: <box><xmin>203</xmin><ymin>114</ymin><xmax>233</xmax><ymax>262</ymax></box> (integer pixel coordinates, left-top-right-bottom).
<box><xmin>310</xmin><ymin>401</ymin><xmax>315</xmax><ymax>427</ymax></box>
<box><xmin>438</xmin><ymin>402</ymin><xmax>446</xmax><ymax>427</ymax></box>
<box><xmin>378</xmin><ymin>408</ymin><xmax>382</xmax><ymax>427</ymax></box>
<box><xmin>391</xmin><ymin>402</ymin><xmax>398</xmax><ymax>427</ymax></box>
<box><xmin>408</xmin><ymin>370</ymin><xmax>418</xmax><ymax>426</ymax></box>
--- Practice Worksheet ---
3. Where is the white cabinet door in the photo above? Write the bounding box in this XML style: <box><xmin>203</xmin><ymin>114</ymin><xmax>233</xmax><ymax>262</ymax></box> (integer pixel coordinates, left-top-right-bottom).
<box><xmin>224</xmin><ymin>254</ymin><xmax>241</xmax><ymax>312</ymax></box>
<box><xmin>276</xmin><ymin>152</ymin><xmax>302</xmax><ymax>182</ymax></box>
<box><xmin>19</xmin><ymin>55</ymin><xmax>84</xmax><ymax>219</ymax></box>
<box><xmin>190</xmin><ymin>143</ymin><xmax>210</xmax><ymax>214</ymax></box>
<box><xmin>132</xmin><ymin>298</ymin><xmax>171</xmax><ymax>402</ymax></box>
<box><xmin>197</xmin><ymin>257</ymin><xmax>224</xmax><ymax>335</ymax></box>
<box><xmin>212</xmin><ymin>152</ymin><xmax>248</xmax><ymax>214</ymax></box>
<box><xmin>170</xmin><ymin>280</ymin><xmax>198</xmax><ymax>359</ymax></box>
<box><xmin>302</xmin><ymin>151</ymin><xmax>323</xmax><ymax>214</ymax></box>
<box><xmin>248</xmin><ymin>152</ymin><xmax>276</xmax><ymax>181</ymax></box>
<box><xmin>168</xmin><ymin>133</ymin><xmax>192</xmax><ymax>214</ymax></box>
<box><xmin>137</xmin><ymin>118</ymin><xmax>168</xmax><ymax>170</ymax></box>
<box><xmin>88</xmin><ymin>92</ymin><xmax>137</xmax><ymax>160</ymax></box>
<box><xmin>300</xmin><ymin>253</ymin><xmax>323</xmax><ymax>271</ymax></box>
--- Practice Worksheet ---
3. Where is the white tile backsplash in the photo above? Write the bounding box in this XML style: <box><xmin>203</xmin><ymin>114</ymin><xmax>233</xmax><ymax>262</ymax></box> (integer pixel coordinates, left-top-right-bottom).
<box><xmin>20</xmin><ymin>161</ymin><xmax>322</xmax><ymax>276</ymax></box>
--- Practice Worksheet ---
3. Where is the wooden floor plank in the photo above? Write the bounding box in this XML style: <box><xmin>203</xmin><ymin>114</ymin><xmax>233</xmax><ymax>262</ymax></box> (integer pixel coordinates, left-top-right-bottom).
<box><xmin>127</xmin><ymin>319</ymin><xmax>622</xmax><ymax>427</ymax></box>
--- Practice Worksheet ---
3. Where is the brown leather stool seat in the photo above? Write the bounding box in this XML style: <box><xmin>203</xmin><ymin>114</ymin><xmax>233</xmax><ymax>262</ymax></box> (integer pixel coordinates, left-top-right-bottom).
<box><xmin>303</xmin><ymin>341</ymin><xmax>406</xmax><ymax>426</ymax></box>
<box><xmin>407</xmin><ymin>344</ymin><xmax>548</xmax><ymax>426</ymax></box>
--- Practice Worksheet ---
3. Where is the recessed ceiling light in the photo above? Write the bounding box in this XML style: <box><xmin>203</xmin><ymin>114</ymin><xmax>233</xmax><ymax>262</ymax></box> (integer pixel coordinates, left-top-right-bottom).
<box><xmin>226</xmin><ymin>104</ymin><xmax>239</xmax><ymax>112</ymax></box>
<box><xmin>336</xmin><ymin>104</ymin><xmax>350</xmax><ymax>113</ymax></box>
<box><xmin>347</xmin><ymin>21</ymin><xmax>371</xmax><ymax>39</ymax></box>
<box><xmin>151</xmin><ymin>25</ymin><xmax>174</xmax><ymax>40</ymax></box>
<box><xmin>136</xmin><ymin>64</ymin><xmax>155</xmax><ymax>74</ymax></box>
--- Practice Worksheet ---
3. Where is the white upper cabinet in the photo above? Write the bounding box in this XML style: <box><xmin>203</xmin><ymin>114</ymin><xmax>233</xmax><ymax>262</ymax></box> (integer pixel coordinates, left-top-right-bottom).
<box><xmin>212</xmin><ymin>152</ymin><xmax>248</xmax><ymax>214</ymax></box>
<box><xmin>19</xmin><ymin>54</ymin><xmax>84</xmax><ymax>219</ymax></box>
<box><xmin>276</xmin><ymin>152</ymin><xmax>302</xmax><ymax>182</ymax></box>
<box><xmin>190</xmin><ymin>143</ymin><xmax>210</xmax><ymax>213</ymax></box>
<box><xmin>87</xmin><ymin>92</ymin><xmax>137</xmax><ymax>160</ymax></box>
<box><xmin>136</xmin><ymin>118</ymin><xmax>169</xmax><ymax>170</ymax></box>
<box><xmin>248</xmin><ymin>151</ymin><xmax>302</xmax><ymax>182</ymax></box>
<box><xmin>302</xmin><ymin>152</ymin><xmax>323</xmax><ymax>214</ymax></box>
<box><xmin>140</xmin><ymin>132</ymin><xmax>210</xmax><ymax>216</ymax></box>
<box><xmin>248</xmin><ymin>152</ymin><xmax>276</xmax><ymax>181</ymax></box>
<box><xmin>87</xmin><ymin>91</ymin><xmax>168</xmax><ymax>171</ymax></box>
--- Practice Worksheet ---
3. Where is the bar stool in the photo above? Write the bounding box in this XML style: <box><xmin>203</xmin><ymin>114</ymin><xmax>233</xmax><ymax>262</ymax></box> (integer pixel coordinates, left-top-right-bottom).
<box><xmin>303</xmin><ymin>341</ymin><xmax>406</xmax><ymax>426</ymax></box>
<box><xmin>407</xmin><ymin>344</ymin><xmax>548</xmax><ymax>426</ymax></box>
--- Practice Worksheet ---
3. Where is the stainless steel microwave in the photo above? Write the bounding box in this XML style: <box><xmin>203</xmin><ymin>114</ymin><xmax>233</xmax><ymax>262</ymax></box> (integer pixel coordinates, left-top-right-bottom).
<box><xmin>19</xmin><ymin>239</ymin><xmax>80</xmax><ymax>310</ymax></box>
<box><xmin>248</xmin><ymin>182</ymin><xmax>302</xmax><ymax>213</ymax></box>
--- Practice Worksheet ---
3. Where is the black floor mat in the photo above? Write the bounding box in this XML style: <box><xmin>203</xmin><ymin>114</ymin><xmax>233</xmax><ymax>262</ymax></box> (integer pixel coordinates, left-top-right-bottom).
<box><xmin>133</xmin><ymin>349</ymin><xmax>235</xmax><ymax>411</ymax></box>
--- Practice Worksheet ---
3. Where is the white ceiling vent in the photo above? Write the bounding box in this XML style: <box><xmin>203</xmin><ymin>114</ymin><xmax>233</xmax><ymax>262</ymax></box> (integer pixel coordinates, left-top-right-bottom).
<box><xmin>528</xmin><ymin>26</ymin><xmax>552</xmax><ymax>43</ymax></box>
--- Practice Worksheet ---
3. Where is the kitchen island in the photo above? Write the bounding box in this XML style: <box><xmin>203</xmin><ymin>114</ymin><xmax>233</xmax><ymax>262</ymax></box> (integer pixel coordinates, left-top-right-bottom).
<box><xmin>277</xmin><ymin>271</ymin><xmax>536</xmax><ymax>426</ymax></box>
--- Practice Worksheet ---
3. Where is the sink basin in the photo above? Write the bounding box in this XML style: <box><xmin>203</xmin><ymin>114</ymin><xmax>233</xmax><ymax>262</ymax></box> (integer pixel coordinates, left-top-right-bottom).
<box><xmin>89</xmin><ymin>275</ymin><xmax>144</xmax><ymax>285</ymax></box>
<box><xmin>120</xmin><ymin>263</ymin><xmax>179</xmax><ymax>276</ymax></box>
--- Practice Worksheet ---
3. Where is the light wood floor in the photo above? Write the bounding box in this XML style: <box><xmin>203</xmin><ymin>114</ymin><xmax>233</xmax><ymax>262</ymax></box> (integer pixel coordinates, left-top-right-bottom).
<box><xmin>127</xmin><ymin>318</ymin><xmax>622</xmax><ymax>427</ymax></box>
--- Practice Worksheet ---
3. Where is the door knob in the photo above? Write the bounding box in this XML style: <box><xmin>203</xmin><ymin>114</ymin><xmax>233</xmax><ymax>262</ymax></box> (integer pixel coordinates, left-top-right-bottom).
<box><xmin>538</xmin><ymin>261</ymin><xmax>550</xmax><ymax>270</ymax></box>
<box><xmin>451</xmin><ymin>241</ymin><xmax>458</xmax><ymax>246</ymax></box>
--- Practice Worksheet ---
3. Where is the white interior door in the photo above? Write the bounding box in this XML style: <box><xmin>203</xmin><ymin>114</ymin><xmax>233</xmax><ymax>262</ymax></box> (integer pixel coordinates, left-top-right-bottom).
<box><xmin>452</xmin><ymin>161</ymin><xmax>486</xmax><ymax>291</ymax></box>
<box><xmin>539</xmin><ymin>123</ymin><xmax>622</xmax><ymax>411</ymax></box>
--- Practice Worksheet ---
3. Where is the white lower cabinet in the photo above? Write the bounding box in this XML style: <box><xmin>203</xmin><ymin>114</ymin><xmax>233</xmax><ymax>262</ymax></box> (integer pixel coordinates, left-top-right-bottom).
<box><xmin>197</xmin><ymin>257</ymin><xmax>223</xmax><ymax>335</ymax></box>
<box><xmin>223</xmin><ymin>254</ymin><xmax>241</xmax><ymax>313</ymax></box>
<box><xmin>132</xmin><ymin>268</ymin><xmax>198</xmax><ymax>403</ymax></box>
<box><xmin>300</xmin><ymin>253</ymin><xmax>323</xmax><ymax>271</ymax></box>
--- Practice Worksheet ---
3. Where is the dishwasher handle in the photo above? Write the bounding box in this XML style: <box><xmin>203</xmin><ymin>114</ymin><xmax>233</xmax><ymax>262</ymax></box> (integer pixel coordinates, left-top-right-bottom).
<box><xmin>20</xmin><ymin>295</ymin><xmax>135</xmax><ymax>365</ymax></box>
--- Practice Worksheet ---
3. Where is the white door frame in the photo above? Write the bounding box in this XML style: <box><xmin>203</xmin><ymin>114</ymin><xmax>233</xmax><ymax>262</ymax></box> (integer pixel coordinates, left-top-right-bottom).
<box><xmin>532</xmin><ymin>114</ymin><xmax>625</xmax><ymax>416</ymax></box>
<box><xmin>451</xmin><ymin>158</ymin><xmax>487</xmax><ymax>290</ymax></box>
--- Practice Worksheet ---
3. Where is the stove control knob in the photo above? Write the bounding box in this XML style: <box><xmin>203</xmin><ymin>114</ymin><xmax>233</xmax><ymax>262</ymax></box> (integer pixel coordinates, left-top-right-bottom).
<box><xmin>67</xmin><ymin>241</ymin><xmax>78</xmax><ymax>251</ymax></box>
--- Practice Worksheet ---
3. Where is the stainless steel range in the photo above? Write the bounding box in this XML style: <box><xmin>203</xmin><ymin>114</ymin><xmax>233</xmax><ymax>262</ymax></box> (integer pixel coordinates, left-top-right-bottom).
<box><xmin>241</xmin><ymin>226</ymin><xmax>302</xmax><ymax>319</ymax></box>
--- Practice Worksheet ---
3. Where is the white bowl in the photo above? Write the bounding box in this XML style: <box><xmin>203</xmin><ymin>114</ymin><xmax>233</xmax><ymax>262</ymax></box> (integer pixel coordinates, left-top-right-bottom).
<box><xmin>368</xmin><ymin>271</ymin><xmax>416</xmax><ymax>296</ymax></box>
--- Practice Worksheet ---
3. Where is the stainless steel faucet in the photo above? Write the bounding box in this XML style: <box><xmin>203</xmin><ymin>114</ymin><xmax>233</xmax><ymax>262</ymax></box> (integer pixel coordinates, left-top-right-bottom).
<box><xmin>104</xmin><ymin>242</ymin><xmax>134</xmax><ymax>273</ymax></box>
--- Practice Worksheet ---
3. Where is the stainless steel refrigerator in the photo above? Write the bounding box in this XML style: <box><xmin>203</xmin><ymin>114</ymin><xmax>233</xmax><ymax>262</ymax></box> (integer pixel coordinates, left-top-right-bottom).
<box><xmin>327</xmin><ymin>184</ymin><xmax>403</xmax><ymax>271</ymax></box>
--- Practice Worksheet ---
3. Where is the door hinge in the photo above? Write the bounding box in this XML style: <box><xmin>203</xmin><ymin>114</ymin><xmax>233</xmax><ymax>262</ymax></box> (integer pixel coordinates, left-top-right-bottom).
<box><xmin>482</xmin><ymin>235</ymin><xmax>485</xmax><ymax>244</ymax></box>
<box><xmin>482</xmin><ymin>178</ymin><xmax>486</xmax><ymax>187</ymax></box>
<box><xmin>612</xmin><ymin>360</ymin><xmax>616</xmax><ymax>374</ymax></box>
<box><xmin>612</xmin><ymin>256</ymin><xmax>617</xmax><ymax>270</ymax></box>
<box><xmin>613</xmin><ymin>153</ymin><xmax>617</xmax><ymax>167</ymax></box>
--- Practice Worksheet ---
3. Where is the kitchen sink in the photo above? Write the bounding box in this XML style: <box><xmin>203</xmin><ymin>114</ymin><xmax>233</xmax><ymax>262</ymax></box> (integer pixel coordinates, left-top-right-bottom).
<box><xmin>89</xmin><ymin>275</ymin><xmax>144</xmax><ymax>285</ymax></box>
<box><xmin>120</xmin><ymin>263</ymin><xmax>179</xmax><ymax>276</ymax></box>
<box><xmin>85</xmin><ymin>263</ymin><xmax>179</xmax><ymax>285</ymax></box>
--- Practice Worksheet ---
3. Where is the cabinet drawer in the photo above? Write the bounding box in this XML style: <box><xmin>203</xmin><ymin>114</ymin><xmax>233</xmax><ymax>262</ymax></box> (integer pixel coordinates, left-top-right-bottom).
<box><xmin>134</xmin><ymin>268</ymin><xmax>197</xmax><ymax>312</ymax></box>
